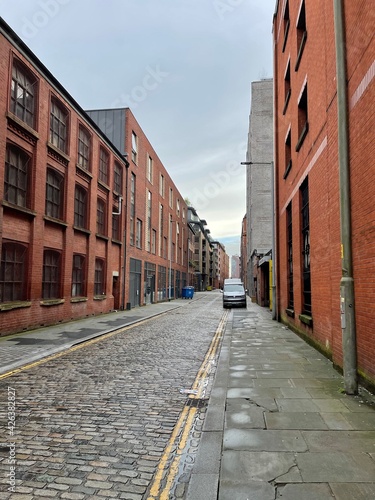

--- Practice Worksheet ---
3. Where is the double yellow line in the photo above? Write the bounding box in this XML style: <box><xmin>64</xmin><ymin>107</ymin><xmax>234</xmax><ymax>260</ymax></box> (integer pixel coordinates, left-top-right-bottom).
<box><xmin>147</xmin><ymin>309</ymin><xmax>228</xmax><ymax>500</ymax></box>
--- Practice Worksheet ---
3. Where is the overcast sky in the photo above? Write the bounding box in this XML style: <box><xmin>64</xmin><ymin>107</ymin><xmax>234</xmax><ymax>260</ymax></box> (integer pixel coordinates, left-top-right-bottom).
<box><xmin>1</xmin><ymin>0</ymin><xmax>275</xmax><ymax>256</ymax></box>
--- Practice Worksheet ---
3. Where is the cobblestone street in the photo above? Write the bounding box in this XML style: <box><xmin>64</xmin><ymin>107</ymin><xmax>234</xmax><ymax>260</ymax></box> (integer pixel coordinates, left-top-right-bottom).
<box><xmin>0</xmin><ymin>293</ymin><xmax>225</xmax><ymax>499</ymax></box>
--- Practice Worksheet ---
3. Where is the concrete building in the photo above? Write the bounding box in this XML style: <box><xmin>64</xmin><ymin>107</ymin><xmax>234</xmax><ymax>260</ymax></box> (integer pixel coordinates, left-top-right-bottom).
<box><xmin>244</xmin><ymin>79</ymin><xmax>274</xmax><ymax>305</ymax></box>
<box><xmin>273</xmin><ymin>0</ymin><xmax>375</xmax><ymax>390</ymax></box>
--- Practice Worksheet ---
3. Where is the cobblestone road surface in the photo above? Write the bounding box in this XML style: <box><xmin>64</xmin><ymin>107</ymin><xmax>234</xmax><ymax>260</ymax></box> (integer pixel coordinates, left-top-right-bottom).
<box><xmin>0</xmin><ymin>292</ymin><xmax>225</xmax><ymax>499</ymax></box>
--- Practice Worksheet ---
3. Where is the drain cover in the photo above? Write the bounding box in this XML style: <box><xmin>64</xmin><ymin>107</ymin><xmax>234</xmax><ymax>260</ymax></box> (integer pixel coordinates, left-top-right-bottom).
<box><xmin>185</xmin><ymin>398</ymin><xmax>208</xmax><ymax>408</ymax></box>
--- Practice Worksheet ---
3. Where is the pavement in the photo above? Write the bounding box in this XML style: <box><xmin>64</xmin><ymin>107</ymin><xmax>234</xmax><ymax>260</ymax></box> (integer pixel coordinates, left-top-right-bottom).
<box><xmin>186</xmin><ymin>300</ymin><xmax>375</xmax><ymax>500</ymax></box>
<box><xmin>0</xmin><ymin>298</ymin><xmax>191</xmax><ymax>376</ymax></box>
<box><xmin>1</xmin><ymin>294</ymin><xmax>375</xmax><ymax>499</ymax></box>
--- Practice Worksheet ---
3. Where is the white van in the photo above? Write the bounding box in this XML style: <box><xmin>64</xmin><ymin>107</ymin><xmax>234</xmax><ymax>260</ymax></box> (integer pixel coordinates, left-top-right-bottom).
<box><xmin>222</xmin><ymin>280</ymin><xmax>247</xmax><ymax>308</ymax></box>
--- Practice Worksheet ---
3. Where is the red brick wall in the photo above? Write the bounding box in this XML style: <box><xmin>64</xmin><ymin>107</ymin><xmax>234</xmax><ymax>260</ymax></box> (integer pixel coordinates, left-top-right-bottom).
<box><xmin>274</xmin><ymin>0</ymin><xmax>375</xmax><ymax>386</ymax></box>
<box><xmin>124</xmin><ymin>109</ymin><xmax>189</xmax><ymax>302</ymax></box>
<box><xmin>0</xmin><ymin>31</ymin><xmax>126</xmax><ymax>335</ymax></box>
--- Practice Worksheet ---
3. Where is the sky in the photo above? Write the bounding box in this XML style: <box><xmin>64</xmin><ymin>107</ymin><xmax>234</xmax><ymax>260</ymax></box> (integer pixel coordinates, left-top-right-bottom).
<box><xmin>0</xmin><ymin>0</ymin><xmax>275</xmax><ymax>257</ymax></box>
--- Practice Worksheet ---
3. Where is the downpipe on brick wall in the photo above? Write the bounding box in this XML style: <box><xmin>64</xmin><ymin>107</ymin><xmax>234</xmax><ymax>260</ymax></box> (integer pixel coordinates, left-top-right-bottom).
<box><xmin>333</xmin><ymin>0</ymin><xmax>358</xmax><ymax>395</ymax></box>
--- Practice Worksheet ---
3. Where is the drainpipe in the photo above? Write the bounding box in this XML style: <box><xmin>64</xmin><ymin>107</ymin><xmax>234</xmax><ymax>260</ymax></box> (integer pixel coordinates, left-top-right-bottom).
<box><xmin>333</xmin><ymin>0</ymin><xmax>357</xmax><ymax>394</ymax></box>
<box><xmin>271</xmin><ymin>161</ymin><xmax>277</xmax><ymax>320</ymax></box>
<box><xmin>121</xmin><ymin>157</ymin><xmax>130</xmax><ymax>311</ymax></box>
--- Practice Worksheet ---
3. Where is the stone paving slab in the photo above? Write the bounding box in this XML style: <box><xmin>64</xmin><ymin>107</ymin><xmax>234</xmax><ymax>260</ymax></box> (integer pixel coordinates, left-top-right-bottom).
<box><xmin>203</xmin><ymin>301</ymin><xmax>375</xmax><ymax>500</ymax></box>
<box><xmin>329</xmin><ymin>483</ymin><xmax>375</xmax><ymax>500</ymax></box>
<box><xmin>296</xmin><ymin>451</ymin><xmax>375</xmax><ymax>482</ymax></box>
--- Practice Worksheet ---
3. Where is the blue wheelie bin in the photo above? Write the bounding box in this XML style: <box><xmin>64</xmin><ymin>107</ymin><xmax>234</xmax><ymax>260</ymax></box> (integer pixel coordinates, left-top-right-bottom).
<box><xmin>185</xmin><ymin>286</ymin><xmax>194</xmax><ymax>299</ymax></box>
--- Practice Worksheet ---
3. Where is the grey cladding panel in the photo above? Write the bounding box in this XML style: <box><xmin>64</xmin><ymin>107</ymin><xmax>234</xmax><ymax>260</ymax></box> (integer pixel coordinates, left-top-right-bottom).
<box><xmin>86</xmin><ymin>109</ymin><xmax>126</xmax><ymax>155</ymax></box>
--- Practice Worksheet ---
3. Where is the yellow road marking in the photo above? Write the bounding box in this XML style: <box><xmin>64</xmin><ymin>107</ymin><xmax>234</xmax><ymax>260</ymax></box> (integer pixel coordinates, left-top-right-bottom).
<box><xmin>147</xmin><ymin>309</ymin><xmax>228</xmax><ymax>499</ymax></box>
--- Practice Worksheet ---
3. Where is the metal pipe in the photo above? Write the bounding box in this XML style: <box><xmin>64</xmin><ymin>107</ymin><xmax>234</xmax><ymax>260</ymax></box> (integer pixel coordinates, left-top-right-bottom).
<box><xmin>333</xmin><ymin>0</ymin><xmax>357</xmax><ymax>394</ymax></box>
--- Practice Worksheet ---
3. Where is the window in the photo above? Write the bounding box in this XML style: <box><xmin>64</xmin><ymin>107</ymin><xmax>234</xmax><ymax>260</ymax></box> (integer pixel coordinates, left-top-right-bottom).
<box><xmin>10</xmin><ymin>60</ymin><xmax>37</xmax><ymax>128</ymax></box>
<box><xmin>45</xmin><ymin>168</ymin><xmax>64</xmax><ymax>219</ymax></box>
<box><xmin>50</xmin><ymin>98</ymin><xmax>68</xmax><ymax>152</ymax></box>
<box><xmin>301</xmin><ymin>179</ymin><xmax>311</xmax><ymax>315</ymax></box>
<box><xmin>296</xmin><ymin>82</ymin><xmax>308</xmax><ymax>151</ymax></box>
<box><xmin>159</xmin><ymin>203</ymin><xmax>164</xmax><ymax>256</ymax></box>
<box><xmin>130</xmin><ymin>173</ymin><xmax>136</xmax><ymax>246</ymax></box>
<box><xmin>94</xmin><ymin>258</ymin><xmax>105</xmax><ymax>296</ymax></box>
<box><xmin>169</xmin><ymin>187</ymin><xmax>173</xmax><ymax>208</ymax></box>
<box><xmin>159</xmin><ymin>174</ymin><xmax>165</xmax><ymax>197</ymax></box>
<box><xmin>283</xmin><ymin>60</ymin><xmax>291</xmax><ymax>114</ymax></box>
<box><xmin>176</xmin><ymin>199</ymin><xmax>180</xmax><ymax>217</ymax></box>
<box><xmin>136</xmin><ymin>219</ymin><xmax>142</xmax><ymax>249</ymax></box>
<box><xmin>112</xmin><ymin>206</ymin><xmax>120</xmax><ymax>241</ymax></box>
<box><xmin>131</xmin><ymin>132</ymin><xmax>138</xmax><ymax>163</ymax></box>
<box><xmin>147</xmin><ymin>155</ymin><xmax>153</xmax><ymax>183</ymax></box>
<box><xmin>74</xmin><ymin>185</ymin><xmax>87</xmax><ymax>229</ymax></box>
<box><xmin>77</xmin><ymin>126</ymin><xmax>91</xmax><ymax>170</ymax></box>
<box><xmin>43</xmin><ymin>249</ymin><xmax>61</xmax><ymax>299</ymax></box>
<box><xmin>295</xmin><ymin>0</ymin><xmax>307</xmax><ymax>71</ymax></box>
<box><xmin>283</xmin><ymin>128</ymin><xmax>292</xmax><ymax>179</ymax></box>
<box><xmin>0</xmin><ymin>242</ymin><xmax>27</xmax><ymax>302</ymax></box>
<box><xmin>99</xmin><ymin>147</ymin><xmax>109</xmax><ymax>185</ymax></box>
<box><xmin>4</xmin><ymin>144</ymin><xmax>30</xmax><ymax>208</ymax></box>
<box><xmin>114</xmin><ymin>162</ymin><xmax>123</xmax><ymax>194</ymax></box>
<box><xmin>146</xmin><ymin>190</ymin><xmax>152</xmax><ymax>252</ymax></box>
<box><xmin>151</xmin><ymin>229</ymin><xmax>156</xmax><ymax>254</ymax></box>
<box><xmin>286</xmin><ymin>203</ymin><xmax>294</xmax><ymax>310</ymax></box>
<box><xmin>71</xmin><ymin>254</ymin><xmax>86</xmax><ymax>297</ymax></box>
<box><xmin>97</xmin><ymin>198</ymin><xmax>106</xmax><ymax>236</ymax></box>
<box><xmin>282</xmin><ymin>0</ymin><xmax>290</xmax><ymax>52</ymax></box>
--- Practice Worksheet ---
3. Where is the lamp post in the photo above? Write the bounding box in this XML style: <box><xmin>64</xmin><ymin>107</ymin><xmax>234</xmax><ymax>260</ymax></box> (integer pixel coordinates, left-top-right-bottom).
<box><xmin>241</xmin><ymin>160</ymin><xmax>276</xmax><ymax>320</ymax></box>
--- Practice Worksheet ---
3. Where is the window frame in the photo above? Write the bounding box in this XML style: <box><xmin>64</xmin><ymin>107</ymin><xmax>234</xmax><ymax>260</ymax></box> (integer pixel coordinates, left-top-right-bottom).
<box><xmin>4</xmin><ymin>143</ymin><xmax>30</xmax><ymax>209</ymax></box>
<box><xmin>45</xmin><ymin>167</ymin><xmax>64</xmax><ymax>220</ymax></box>
<box><xmin>74</xmin><ymin>184</ymin><xmax>88</xmax><ymax>229</ymax></box>
<box><xmin>99</xmin><ymin>146</ymin><xmax>109</xmax><ymax>185</ymax></box>
<box><xmin>96</xmin><ymin>197</ymin><xmax>107</xmax><ymax>236</ymax></box>
<box><xmin>42</xmin><ymin>249</ymin><xmax>61</xmax><ymax>300</ymax></box>
<box><xmin>295</xmin><ymin>0</ymin><xmax>307</xmax><ymax>71</ymax></box>
<box><xmin>77</xmin><ymin>125</ymin><xmax>91</xmax><ymax>171</ymax></box>
<box><xmin>131</xmin><ymin>131</ymin><xmax>138</xmax><ymax>164</ymax></box>
<box><xmin>147</xmin><ymin>155</ymin><xmax>153</xmax><ymax>183</ymax></box>
<box><xmin>94</xmin><ymin>258</ymin><xmax>106</xmax><ymax>296</ymax></box>
<box><xmin>296</xmin><ymin>81</ymin><xmax>309</xmax><ymax>152</ymax></box>
<box><xmin>283</xmin><ymin>127</ymin><xmax>292</xmax><ymax>179</ymax></box>
<box><xmin>71</xmin><ymin>254</ymin><xmax>86</xmax><ymax>297</ymax></box>
<box><xmin>300</xmin><ymin>179</ymin><xmax>311</xmax><ymax>316</ymax></box>
<box><xmin>10</xmin><ymin>59</ymin><xmax>37</xmax><ymax>129</ymax></box>
<box><xmin>286</xmin><ymin>203</ymin><xmax>294</xmax><ymax>312</ymax></box>
<box><xmin>114</xmin><ymin>162</ymin><xmax>123</xmax><ymax>195</ymax></box>
<box><xmin>0</xmin><ymin>242</ymin><xmax>28</xmax><ymax>303</ymax></box>
<box><xmin>136</xmin><ymin>219</ymin><xmax>142</xmax><ymax>249</ymax></box>
<box><xmin>49</xmin><ymin>97</ymin><xmax>68</xmax><ymax>153</ymax></box>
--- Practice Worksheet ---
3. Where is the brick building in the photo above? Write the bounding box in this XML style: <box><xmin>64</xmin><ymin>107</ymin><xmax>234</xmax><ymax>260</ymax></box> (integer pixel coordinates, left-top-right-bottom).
<box><xmin>273</xmin><ymin>1</ymin><xmax>375</xmax><ymax>389</ymax></box>
<box><xmin>86</xmin><ymin>108</ymin><xmax>189</xmax><ymax>306</ymax></box>
<box><xmin>0</xmin><ymin>19</ymin><xmax>188</xmax><ymax>335</ymax></box>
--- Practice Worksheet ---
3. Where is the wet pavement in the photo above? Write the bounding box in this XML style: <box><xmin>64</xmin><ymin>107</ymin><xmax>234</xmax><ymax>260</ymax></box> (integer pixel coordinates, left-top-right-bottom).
<box><xmin>186</xmin><ymin>302</ymin><xmax>375</xmax><ymax>500</ymax></box>
<box><xmin>1</xmin><ymin>292</ymin><xmax>375</xmax><ymax>499</ymax></box>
